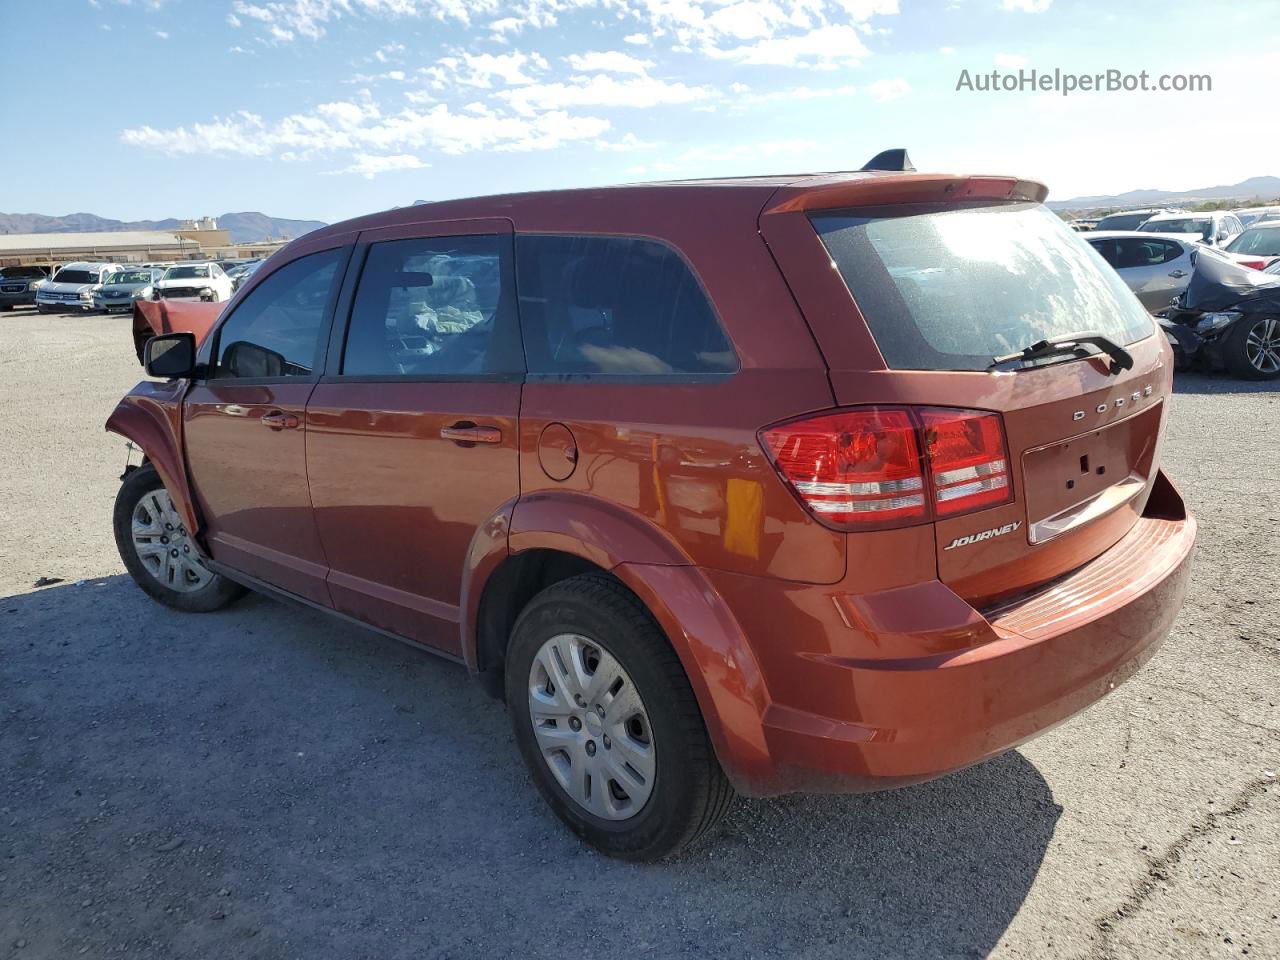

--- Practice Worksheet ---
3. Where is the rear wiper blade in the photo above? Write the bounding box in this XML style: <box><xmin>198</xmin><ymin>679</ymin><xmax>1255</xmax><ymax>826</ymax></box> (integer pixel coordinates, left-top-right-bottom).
<box><xmin>991</xmin><ymin>331</ymin><xmax>1134</xmax><ymax>374</ymax></box>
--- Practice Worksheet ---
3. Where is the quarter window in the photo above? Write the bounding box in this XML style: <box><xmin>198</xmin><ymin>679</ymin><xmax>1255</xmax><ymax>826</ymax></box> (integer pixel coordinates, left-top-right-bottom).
<box><xmin>515</xmin><ymin>235</ymin><xmax>736</xmax><ymax>377</ymax></box>
<box><xmin>211</xmin><ymin>248</ymin><xmax>342</xmax><ymax>379</ymax></box>
<box><xmin>341</xmin><ymin>235</ymin><xmax>520</xmax><ymax>377</ymax></box>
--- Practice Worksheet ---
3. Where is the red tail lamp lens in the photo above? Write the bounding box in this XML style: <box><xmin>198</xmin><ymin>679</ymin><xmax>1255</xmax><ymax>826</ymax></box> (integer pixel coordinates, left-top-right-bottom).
<box><xmin>919</xmin><ymin>408</ymin><xmax>1013</xmax><ymax>516</ymax></box>
<box><xmin>762</xmin><ymin>408</ymin><xmax>927</xmax><ymax>529</ymax></box>
<box><xmin>762</xmin><ymin>406</ymin><xmax>1013</xmax><ymax>530</ymax></box>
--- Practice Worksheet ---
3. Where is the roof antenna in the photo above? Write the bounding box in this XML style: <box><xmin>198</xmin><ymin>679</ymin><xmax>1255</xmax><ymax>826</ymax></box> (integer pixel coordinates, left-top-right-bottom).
<box><xmin>861</xmin><ymin>148</ymin><xmax>915</xmax><ymax>172</ymax></box>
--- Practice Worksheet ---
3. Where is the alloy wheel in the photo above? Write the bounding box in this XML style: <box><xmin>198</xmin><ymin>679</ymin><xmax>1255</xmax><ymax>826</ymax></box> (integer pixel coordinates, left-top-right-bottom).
<box><xmin>131</xmin><ymin>490</ymin><xmax>213</xmax><ymax>593</ymax></box>
<box><xmin>1245</xmin><ymin>317</ymin><xmax>1280</xmax><ymax>374</ymax></box>
<box><xmin>527</xmin><ymin>633</ymin><xmax>656</xmax><ymax>820</ymax></box>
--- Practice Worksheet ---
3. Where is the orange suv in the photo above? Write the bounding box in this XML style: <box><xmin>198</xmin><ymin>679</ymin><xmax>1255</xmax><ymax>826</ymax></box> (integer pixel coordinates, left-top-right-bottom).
<box><xmin>108</xmin><ymin>154</ymin><xmax>1197</xmax><ymax>861</ymax></box>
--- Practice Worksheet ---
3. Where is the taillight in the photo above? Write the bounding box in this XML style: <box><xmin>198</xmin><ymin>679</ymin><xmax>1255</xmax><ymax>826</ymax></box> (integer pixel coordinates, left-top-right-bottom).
<box><xmin>919</xmin><ymin>408</ymin><xmax>1011</xmax><ymax>516</ymax></box>
<box><xmin>1238</xmin><ymin>258</ymin><xmax>1266</xmax><ymax>271</ymax></box>
<box><xmin>761</xmin><ymin>406</ymin><xmax>1013</xmax><ymax>531</ymax></box>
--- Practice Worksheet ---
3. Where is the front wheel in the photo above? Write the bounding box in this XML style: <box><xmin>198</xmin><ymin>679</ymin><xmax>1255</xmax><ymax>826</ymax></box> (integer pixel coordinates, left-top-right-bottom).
<box><xmin>505</xmin><ymin>574</ymin><xmax>734</xmax><ymax>861</ymax></box>
<box><xmin>113</xmin><ymin>465</ymin><xmax>244</xmax><ymax>612</ymax></box>
<box><xmin>1224</xmin><ymin>315</ymin><xmax>1280</xmax><ymax>380</ymax></box>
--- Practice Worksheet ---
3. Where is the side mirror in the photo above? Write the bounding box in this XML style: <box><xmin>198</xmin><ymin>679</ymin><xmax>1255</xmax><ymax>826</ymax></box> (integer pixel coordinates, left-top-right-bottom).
<box><xmin>144</xmin><ymin>332</ymin><xmax>197</xmax><ymax>379</ymax></box>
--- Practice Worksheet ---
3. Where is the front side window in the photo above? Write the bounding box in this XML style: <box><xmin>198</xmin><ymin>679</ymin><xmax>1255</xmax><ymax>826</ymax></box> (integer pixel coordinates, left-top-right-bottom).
<box><xmin>516</xmin><ymin>234</ymin><xmax>735</xmax><ymax>377</ymax></box>
<box><xmin>211</xmin><ymin>248</ymin><xmax>342</xmax><ymax>379</ymax></box>
<box><xmin>341</xmin><ymin>235</ymin><xmax>519</xmax><ymax>377</ymax></box>
<box><xmin>813</xmin><ymin>202</ymin><xmax>1154</xmax><ymax>371</ymax></box>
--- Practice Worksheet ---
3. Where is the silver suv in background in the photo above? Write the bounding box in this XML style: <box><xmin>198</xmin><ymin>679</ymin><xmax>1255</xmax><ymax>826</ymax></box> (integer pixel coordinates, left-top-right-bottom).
<box><xmin>1086</xmin><ymin>231</ymin><xmax>1198</xmax><ymax>311</ymax></box>
<box><xmin>1139</xmin><ymin>211</ymin><xmax>1244</xmax><ymax>248</ymax></box>
<box><xmin>35</xmin><ymin>262</ymin><xmax>122</xmax><ymax>313</ymax></box>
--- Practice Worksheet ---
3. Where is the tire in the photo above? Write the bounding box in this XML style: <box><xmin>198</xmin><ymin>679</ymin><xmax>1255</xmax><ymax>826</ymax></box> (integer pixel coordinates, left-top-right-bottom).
<box><xmin>113</xmin><ymin>465</ymin><xmax>244</xmax><ymax>612</ymax></box>
<box><xmin>505</xmin><ymin>574</ymin><xmax>734</xmax><ymax>861</ymax></box>
<box><xmin>1224</xmin><ymin>315</ymin><xmax>1280</xmax><ymax>380</ymax></box>
<box><xmin>0</xmin><ymin>304</ymin><xmax>12</xmax><ymax>312</ymax></box>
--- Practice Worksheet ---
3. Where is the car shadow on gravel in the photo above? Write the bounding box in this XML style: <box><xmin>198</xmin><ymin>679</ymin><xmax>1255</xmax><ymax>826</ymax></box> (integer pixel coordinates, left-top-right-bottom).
<box><xmin>2</xmin><ymin>576</ymin><xmax>1061</xmax><ymax>960</ymax></box>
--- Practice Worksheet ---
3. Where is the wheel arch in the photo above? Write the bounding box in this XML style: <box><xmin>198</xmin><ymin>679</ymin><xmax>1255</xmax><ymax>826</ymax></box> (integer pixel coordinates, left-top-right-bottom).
<box><xmin>461</xmin><ymin>491</ymin><xmax>774</xmax><ymax>792</ymax></box>
<box><xmin>105</xmin><ymin>386</ymin><xmax>201</xmax><ymax>535</ymax></box>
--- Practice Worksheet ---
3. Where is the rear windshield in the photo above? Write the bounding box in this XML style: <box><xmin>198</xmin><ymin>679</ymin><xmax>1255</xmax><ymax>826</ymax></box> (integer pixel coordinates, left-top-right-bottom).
<box><xmin>1096</xmin><ymin>213</ymin><xmax>1155</xmax><ymax>231</ymax></box>
<box><xmin>1225</xmin><ymin>228</ymin><xmax>1280</xmax><ymax>257</ymax></box>
<box><xmin>1140</xmin><ymin>218</ymin><xmax>1211</xmax><ymax>239</ymax></box>
<box><xmin>813</xmin><ymin>202</ymin><xmax>1154</xmax><ymax>372</ymax></box>
<box><xmin>51</xmin><ymin>269</ymin><xmax>98</xmax><ymax>284</ymax></box>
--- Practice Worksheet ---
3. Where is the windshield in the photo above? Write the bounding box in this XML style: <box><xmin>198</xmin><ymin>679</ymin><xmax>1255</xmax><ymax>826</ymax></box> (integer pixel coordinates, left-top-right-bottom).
<box><xmin>1225</xmin><ymin>228</ymin><xmax>1280</xmax><ymax>256</ymax></box>
<box><xmin>0</xmin><ymin>267</ymin><xmax>47</xmax><ymax>279</ymax></box>
<box><xmin>51</xmin><ymin>269</ymin><xmax>98</xmax><ymax>284</ymax></box>
<box><xmin>1141</xmin><ymin>218</ymin><xmax>1212</xmax><ymax>239</ymax></box>
<box><xmin>163</xmin><ymin>265</ymin><xmax>211</xmax><ymax>280</ymax></box>
<box><xmin>106</xmin><ymin>270</ymin><xmax>155</xmax><ymax>285</ymax></box>
<box><xmin>813</xmin><ymin>202</ymin><xmax>1154</xmax><ymax>372</ymax></box>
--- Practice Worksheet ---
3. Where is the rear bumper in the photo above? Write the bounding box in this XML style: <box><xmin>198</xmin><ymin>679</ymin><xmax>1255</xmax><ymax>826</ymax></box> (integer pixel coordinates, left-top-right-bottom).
<box><xmin>696</xmin><ymin>470</ymin><xmax>1196</xmax><ymax>795</ymax></box>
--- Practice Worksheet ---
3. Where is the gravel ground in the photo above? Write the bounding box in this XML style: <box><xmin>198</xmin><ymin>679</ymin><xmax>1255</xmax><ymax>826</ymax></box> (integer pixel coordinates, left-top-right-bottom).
<box><xmin>1</xmin><ymin>307</ymin><xmax>1277</xmax><ymax>960</ymax></box>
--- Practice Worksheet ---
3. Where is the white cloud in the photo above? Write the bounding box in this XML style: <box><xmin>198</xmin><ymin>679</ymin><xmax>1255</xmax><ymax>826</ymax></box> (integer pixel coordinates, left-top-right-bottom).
<box><xmin>420</xmin><ymin>51</ymin><xmax>549</xmax><ymax>89</ymax></box>
<box><xmin>329</xmin><ymin>153</ymin><xmax>428</xmax><ymax>178</ymax></box>
<box><xmin>154</xmin><ymin>29</ymin><xmax>170</xmax><ymax>39</ymax></box>
<box><xmin>994</xmin><ymin>52</ymin><xmax>1027</xmax><ymax>68</ymax></box>
<box><xmin>121</xmin><ymin>99</ymin><xmax>611</xmax><ymax>159</ymax></box>
<box><xmin>707</xmin><ymin>24</ymin><xmax>871</xmax><ymax>68</ymax></box>
<box><xmin>1001</xmin><ymin>0</ymin><xmax>1051</xmax><ymax>10</ymax></box>
<box><xmin>622</xmin><ymin>32</ymin><xmax>651</xmax><ymax>45</ymax></box>
<box><xmin>565</xmin><ymin>51</ymin><xmax>654</xmax><ymax>75</ymax></box>
<box><xmin>498</xmin><ymin>74</ymin><xmax>714</xmax><ymax>115</ymax></box>
<box><xmin>867</xmin><ymin>76</ymin><xmax>909</xmax><ymax>101</ymax></box>
<box><xmin>939</xmin><ymin>45</ymin><xmax>956</xmax><ymax>55</ymax></box>
<box><xmin>374</xmin><ymin>41</ymin><xmax>404</xmax><ymax>63</ymax></box>
<box><xmin>490</xmin><ymin>16</ymin><xmax>523</xmax><ymax>34</ymax></box>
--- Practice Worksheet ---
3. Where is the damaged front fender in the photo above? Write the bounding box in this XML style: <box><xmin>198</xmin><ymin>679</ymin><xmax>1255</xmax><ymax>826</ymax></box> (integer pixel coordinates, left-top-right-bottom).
<box><xmin>105</xmin><ymin>380</ymin><xmax>202</xmax><ymax>535</ymax></box>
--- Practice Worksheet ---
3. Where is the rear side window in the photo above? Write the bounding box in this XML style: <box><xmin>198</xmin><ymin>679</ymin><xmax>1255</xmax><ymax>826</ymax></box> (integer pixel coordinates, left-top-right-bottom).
<box><xmin>341</xmin><ymin>235</ymin><xmax>520</xmax><ymax>377</ymax></box>
<box><xmin>813</xmin><ymin>202</ymin><xmax>1154</xmax><ymax>372</ymax></box>
<box><xmin>515</xmin><ymin>235</ymin><xmax>736</xmax><ymax>377</ymax></box>
<box><xmin>1114</xmin><ymin>237</ymin><xmax>1182</xmax><ymax>268</ymax></box>
<box><xmin>212</xmin><ymin>248</ymin><xmax>342</xmax><ymax>379</ymax></box>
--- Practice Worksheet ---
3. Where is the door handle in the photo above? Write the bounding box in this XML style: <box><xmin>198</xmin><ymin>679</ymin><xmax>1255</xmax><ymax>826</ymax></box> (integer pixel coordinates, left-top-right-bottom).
<box><xmin>441</xmin><ymin>422</ymin><xmax>502</xmax><ymax>445</ymax></box>
<box><xmin>1168</xmin><ymin>270</ymin><xmax>1188</xmax><ymax>278</ymax></box>
<box><xmin>261</xmin><ymin>410</ymin><xmax>300</xmax><ymax>430</ymax></box>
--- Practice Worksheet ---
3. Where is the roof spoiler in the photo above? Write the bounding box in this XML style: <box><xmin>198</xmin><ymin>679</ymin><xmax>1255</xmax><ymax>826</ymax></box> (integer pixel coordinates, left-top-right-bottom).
<box><xmin>861</xmin><ymin>148</ymin><xmax>915</xmax><ymax>173</ymax></box>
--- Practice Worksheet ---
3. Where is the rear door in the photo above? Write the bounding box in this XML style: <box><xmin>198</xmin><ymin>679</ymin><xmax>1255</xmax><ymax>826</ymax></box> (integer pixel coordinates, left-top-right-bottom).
<box><xmin>304</xmin><ymin>219</ymin><xmax>523</xmax><ymax>655</ymax></box>
<box><xmin>765</xmin><ymin>195</ymin><xmax>1172</xmax><ymax>606</ymax></box>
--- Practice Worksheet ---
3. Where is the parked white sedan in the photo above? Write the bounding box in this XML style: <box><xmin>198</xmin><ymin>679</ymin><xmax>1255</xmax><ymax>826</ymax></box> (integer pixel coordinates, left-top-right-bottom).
<box><xmin>1085</xmin><ymin>231</ymin><xmax>1198</xmax><ymax>312</ymax></box>
<box><xmin>153</xmin><ymin>262</ymin><xmax>234</xmax><ymax>303</ymax></box>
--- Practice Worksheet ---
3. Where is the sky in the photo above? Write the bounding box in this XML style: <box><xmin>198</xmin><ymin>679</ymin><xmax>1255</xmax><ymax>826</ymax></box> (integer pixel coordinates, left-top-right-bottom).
<box><xmin>2</xmin><ymin>0</ymin><xmax>1277</xmax><ymax>225</ymax></box>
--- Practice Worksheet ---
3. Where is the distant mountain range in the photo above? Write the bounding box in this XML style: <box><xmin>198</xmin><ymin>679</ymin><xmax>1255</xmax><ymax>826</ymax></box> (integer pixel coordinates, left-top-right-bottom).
<box><xmin>0</xmin><ymin>211</ymin><xmax>327</xmax><ymax>244</ymax></box>
<box><xmin>1049</xmin><ymin>176</ymin><xmax>1280</xmax><ymax>211</ymax></box>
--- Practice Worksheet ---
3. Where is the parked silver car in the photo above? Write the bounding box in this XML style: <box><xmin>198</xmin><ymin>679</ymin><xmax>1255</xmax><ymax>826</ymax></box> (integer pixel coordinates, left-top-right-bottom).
<box><xmin>92</xmin><ymin>268</ymin><xmax>164</xmax><ymax>313</ymax></box>
<box><xmin>1086</xmin><ymin>231</ymin><xmax>1198</xmax><ymax>312</ymax></box>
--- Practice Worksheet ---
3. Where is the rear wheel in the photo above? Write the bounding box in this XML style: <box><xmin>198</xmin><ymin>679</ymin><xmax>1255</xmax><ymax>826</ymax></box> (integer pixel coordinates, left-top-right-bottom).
<box><xmin>505</xmin><ymin>574</ymin><xmax>734</xmax><ymax>861</ymax></box>
<box><xmin>113</xmin><ymin>465</ymin><xmax>244</xmax><ymax>612</ymax></box>
<box><xmin>1225</xmin><ymin>315</ymin><xmax>1280</xmax><ymax>380</ymax></box>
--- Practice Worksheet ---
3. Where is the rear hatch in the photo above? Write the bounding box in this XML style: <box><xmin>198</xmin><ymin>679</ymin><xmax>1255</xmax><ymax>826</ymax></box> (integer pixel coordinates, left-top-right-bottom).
<box><xmin>761</xmin><ymin>177</ymin><xmax>1172</xmax><ymax>606</ymax></box>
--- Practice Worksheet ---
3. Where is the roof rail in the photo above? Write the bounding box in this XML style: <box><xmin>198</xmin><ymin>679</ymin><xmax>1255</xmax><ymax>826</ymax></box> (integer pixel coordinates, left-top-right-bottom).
<box><xmin>861</xmin><ymin>149</ymin><xmax>915</xmax><ymax>173</ymax></box>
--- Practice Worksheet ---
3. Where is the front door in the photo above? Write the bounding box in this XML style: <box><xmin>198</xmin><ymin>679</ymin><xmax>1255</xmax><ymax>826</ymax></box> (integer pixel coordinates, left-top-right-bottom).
<box><xmin>305</xmin><ymin>219</ymin><xmax>523</xmax><ymax>654</ymax></box>
<box><xmin>183</xmin><ymin>242</ymin><xmax>351</xmax><ymax>605</ymax></box>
